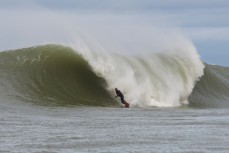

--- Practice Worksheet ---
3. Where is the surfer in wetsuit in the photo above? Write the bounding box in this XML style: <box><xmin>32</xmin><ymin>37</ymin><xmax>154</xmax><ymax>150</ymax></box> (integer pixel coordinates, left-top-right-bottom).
<box><xmin>115</xmin><ymin>88</ymin><xmax>129</xmax><ymax>107</ymax></box>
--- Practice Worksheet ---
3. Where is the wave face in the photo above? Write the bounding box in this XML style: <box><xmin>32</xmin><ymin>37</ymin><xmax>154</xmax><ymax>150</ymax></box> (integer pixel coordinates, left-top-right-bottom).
<box><xmin>189</xmin><ymin>64</ymin><xmax>229</xmax><ymax>108</ymax></box>
<box><xmin>0</xmin><ymin>45</ymin><xmax>115</xmax><ymax>106</ymax></box>
<box><xmin>0</xmin><ymin>45</ymin><xmax>228</xmax><ymax>108</ymax></box>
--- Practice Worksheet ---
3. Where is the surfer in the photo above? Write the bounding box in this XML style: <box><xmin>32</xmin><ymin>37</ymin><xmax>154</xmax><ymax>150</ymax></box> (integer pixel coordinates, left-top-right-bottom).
<box><xmin>115</xmin><ymin>88</ymin><xmax>129</xmax><ymax>107</ymax></box>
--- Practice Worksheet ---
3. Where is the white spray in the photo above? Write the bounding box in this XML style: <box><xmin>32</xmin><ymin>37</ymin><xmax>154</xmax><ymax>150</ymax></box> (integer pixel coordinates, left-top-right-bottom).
<box><xmin>69</xmin><ymin>15</ymin><xmax>204</xmax><ymax>107</ymax></box>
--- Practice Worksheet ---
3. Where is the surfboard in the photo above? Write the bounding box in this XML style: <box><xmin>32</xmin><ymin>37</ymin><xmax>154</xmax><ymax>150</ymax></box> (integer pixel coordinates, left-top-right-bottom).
<box><xmin>125</xmin><ymin>102</ymin><xmax>130</xmax><ymax>108</ymax></box>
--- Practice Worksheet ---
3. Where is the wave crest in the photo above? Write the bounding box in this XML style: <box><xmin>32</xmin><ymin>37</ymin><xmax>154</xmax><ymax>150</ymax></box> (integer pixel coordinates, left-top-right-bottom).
<box><xmin>72</xmin><ymin>41</ymin><xmax>204</xmax><ymax>107</ymax></box>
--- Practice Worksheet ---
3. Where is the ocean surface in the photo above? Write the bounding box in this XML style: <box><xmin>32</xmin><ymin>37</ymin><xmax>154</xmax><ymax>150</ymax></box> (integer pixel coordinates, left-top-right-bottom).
<box><xmin>0</xmin><ymin>45</ymin><xmax>229</xmax><ymax>153</ymax></box>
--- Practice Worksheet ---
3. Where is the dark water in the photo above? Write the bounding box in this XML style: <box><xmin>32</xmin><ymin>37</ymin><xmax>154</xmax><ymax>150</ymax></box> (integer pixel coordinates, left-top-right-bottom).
<box><xmin>0</xmin><ymin>106</ymin><xmax>229</xmax><ymax>153</ymax></box>
<box><xmin>0</xmin><ymin>45</ymin><xmax>115</xmax><ymax>107</ymax></box>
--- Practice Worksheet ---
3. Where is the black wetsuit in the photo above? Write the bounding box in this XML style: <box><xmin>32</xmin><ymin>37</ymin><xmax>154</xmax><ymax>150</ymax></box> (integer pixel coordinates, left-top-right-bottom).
<box><xmin>116</xmin><ymin>89</ymin><xmax>126</xmax><ymax>104</ymax></box>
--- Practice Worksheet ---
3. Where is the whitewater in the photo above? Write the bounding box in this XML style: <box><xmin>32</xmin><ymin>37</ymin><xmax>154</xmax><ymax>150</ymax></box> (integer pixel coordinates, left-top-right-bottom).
<box><xmin>71</xmin><ymin>43</ymin><xmax>204</xmax><ymax>107</ymax></box>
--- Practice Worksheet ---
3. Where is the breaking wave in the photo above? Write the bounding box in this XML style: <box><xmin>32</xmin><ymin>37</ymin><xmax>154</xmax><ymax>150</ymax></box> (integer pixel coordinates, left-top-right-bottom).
<box><xmin>0</xmin><ymin>45</ymin><xmax>228</xmax><ymax>108</ymax></box>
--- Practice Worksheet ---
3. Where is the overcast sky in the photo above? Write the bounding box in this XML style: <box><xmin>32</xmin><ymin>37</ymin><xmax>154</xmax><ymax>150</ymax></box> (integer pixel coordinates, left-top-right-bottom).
<box><xmin>0</xmin><ymin>0</ymin><xmax>228</xmax><ymax>66</ymax></box>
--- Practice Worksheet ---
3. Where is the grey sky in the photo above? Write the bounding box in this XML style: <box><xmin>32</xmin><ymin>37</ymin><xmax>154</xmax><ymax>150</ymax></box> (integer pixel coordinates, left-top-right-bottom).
<box><xmin>0</xmin><ymin>0</ymin><xmax>228</xmax><ymax>66</ymax></box>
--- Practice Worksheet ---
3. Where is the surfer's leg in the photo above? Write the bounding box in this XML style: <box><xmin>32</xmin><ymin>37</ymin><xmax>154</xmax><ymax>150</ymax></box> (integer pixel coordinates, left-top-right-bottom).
<box><xmin>121</xmin><ymin>96</ymin><xmax>129</xmax><ymax>107</ymax></box>
<box><xmin>120</xmin><ymin>96</ymin><xmax>126</xmax><ymax>104</ymax></box>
